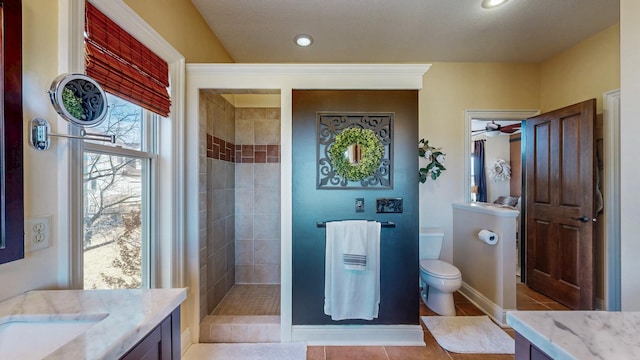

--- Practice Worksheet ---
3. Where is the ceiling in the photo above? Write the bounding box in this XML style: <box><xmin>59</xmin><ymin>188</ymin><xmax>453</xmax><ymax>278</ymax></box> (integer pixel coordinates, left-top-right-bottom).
<box><xmin>191</xmin><ymin>0</ymin><xmax>619</xmax><ymax>63</ymax></box>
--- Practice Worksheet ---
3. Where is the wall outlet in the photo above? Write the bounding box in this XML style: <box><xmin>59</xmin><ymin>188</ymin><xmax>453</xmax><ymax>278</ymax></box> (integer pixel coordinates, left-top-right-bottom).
<box><xmin>25</xmin><ymin>216</ymin><xmax>52</xmax><ymax>252</ymax></box>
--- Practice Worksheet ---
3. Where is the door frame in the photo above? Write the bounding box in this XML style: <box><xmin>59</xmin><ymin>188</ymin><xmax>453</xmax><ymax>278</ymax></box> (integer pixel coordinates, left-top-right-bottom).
<box><xmin>603</xmin><ymin>89</ymin><xmax>621</xmax><ymax>311</ymax></box>
<box><xmin>464</xmin><ymin>106</ymin><xmax>620</xmax><ymax>309</ymax></box>
<box><xmin>463</xmin><ymin>110</ymin><xmax>539</xmax><ymax>203</ymax></box>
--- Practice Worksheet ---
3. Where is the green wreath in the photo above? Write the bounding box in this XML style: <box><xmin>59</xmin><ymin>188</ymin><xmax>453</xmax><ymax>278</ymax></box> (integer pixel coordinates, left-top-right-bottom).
<box><xmin>329</xmin><ymin>127</ymin><xmax>384</xmax><ymax>181</ymax></box>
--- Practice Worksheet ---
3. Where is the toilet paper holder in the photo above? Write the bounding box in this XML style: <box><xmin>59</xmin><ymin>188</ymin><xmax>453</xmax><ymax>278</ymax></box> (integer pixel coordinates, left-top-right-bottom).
<box><xmin>477</xmin><ymin>229</ymin><xmax>498</xmax><ymax>245</ymax></box>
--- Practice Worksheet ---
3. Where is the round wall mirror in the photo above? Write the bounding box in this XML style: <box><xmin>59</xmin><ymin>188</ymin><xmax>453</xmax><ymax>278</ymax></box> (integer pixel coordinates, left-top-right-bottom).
<box><xmin>49</xmin><ymin>73</ymin><xmax>108</xmax><ymax>127</ymax></box>
<box><xmin>329</xmin><ymin>127</ymin><xmax>384</xmax><ymax>181</ymax></box>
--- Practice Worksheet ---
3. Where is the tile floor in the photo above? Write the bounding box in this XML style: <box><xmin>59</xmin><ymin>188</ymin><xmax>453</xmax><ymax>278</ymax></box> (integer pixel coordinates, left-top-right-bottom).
<box><xmin>307</xmin><ymin>283</ymin><xmax>568</xmax><ymax>360</ymax></box>
<box><xmin>212</xmin><ymin>284</ymin><xmax>280</xmax><ymax>316</ymax></box>
<box><xmin>210</xmin><ymin>282</ymin><xmax>568</xmax><ymax>359</ymax></box>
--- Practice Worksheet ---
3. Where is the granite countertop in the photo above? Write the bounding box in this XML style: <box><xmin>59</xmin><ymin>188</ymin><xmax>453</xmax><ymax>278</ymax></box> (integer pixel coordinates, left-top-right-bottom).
<box><xmin>507</xmin><ymin>310</ymin><xmax>640</xmax><ymax>359</ymax></box>
<box><xmin>0</xmin><ymin>288</ymin><xmax>186</xmax><ymax>360</ymax></box>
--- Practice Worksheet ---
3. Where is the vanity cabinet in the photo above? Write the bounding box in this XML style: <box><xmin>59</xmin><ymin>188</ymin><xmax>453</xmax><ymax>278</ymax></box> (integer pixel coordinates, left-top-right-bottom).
<box><xmin>515</xmin><ymin>332</ymin><xmax>552</xmax><ymax>360</ymax></box>
<box><xmin>120</xmin><ymin>307</ymin><xmax>180</xmax><ymax>360</ymax></box>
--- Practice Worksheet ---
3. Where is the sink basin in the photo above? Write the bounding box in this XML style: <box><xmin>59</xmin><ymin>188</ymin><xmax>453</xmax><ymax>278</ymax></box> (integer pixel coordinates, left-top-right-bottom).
<box><xmin>0</xmin><ymin>314</ymin><xmax>108</xmax><ymax>360</ymax></box>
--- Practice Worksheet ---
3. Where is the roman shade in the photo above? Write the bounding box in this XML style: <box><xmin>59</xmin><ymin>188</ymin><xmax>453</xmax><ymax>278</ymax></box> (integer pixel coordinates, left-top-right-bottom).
<box><xmin>85</xmin><ymin>2</ymin><xmax>171</xmax><ymax>117</ymax></box>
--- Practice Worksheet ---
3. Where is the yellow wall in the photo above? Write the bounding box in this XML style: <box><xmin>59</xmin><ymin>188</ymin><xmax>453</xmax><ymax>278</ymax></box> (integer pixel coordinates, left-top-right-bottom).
<box><xmin>419</xmin><ymin>62</ymin><xmax>540</xmax><ymax>261</ymax></box>
<box><xmin>540</xmin><ymin>24</ymin><xmax>620</xmax><ymax>114</ymax></box>
<box><xmin>0</xmin><ymin>0</ymin><xmax>62</xmax><ymax>302</ymax></box>
<box><xmin>123</xmin><ymin>0</ymin><xmax>234</xmax><ymax>63</ymax></box>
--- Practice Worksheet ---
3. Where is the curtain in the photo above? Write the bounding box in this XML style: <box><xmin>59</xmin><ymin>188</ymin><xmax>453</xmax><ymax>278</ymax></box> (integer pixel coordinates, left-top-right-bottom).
<box><xmin>473</xmin><ymin>140</ymin><xmax>487</xmax><ymax>202</ymax></box>
<box><xmin>85</xmin><ymin>2</ymin><xmax>171</xmax><ymax>117</ymax></box>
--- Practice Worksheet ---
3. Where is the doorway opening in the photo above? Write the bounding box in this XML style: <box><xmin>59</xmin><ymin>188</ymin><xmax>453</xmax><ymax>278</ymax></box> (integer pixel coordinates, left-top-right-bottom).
<box><xmin>464</xmin><ymin>105</ymin><xmax>618</xmax><ymax>311</ymax></box>
<box><xmin>464</xmin><ymin>109</ymin><xmax>539</xmax><ymax>287</ymax></box>
<box><xmin>198</xmin><ymin>89</ymin><xmax>282</xmax><ymax>343</ymax></box>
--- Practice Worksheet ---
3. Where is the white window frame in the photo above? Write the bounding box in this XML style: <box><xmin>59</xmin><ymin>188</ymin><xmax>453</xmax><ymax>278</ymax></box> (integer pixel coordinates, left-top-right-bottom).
<box><xmin>82</xmin><ymin>107</ymin><xmax>158</xmax><ymax>288</ymax></box>
<box><xmin>57</xmin><ymin>0</ymin><xmax>185</xmax><ymax>289</ymax></box>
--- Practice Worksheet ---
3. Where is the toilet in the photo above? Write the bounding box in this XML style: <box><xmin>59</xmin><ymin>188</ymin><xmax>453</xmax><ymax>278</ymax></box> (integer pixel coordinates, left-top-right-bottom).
<box><xmin>419</xmin><ymin>227</ymin><xmax>462</xmax><ymax>316</ymax></box>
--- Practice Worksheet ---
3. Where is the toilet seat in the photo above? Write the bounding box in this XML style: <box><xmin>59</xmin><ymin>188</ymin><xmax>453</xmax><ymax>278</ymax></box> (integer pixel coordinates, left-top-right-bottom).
<box><xmin>420</xmin><ymin>259</ymin><xmax>461</xmax><ymax>279</ymax></box>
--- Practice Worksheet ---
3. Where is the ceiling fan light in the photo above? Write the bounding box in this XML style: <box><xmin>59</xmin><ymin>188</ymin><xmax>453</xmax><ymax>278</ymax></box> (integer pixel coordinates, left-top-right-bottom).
<box><xmin>294</xmin><ymin>34</ymin><xmax>313</xmax><ymax>47</ymax></box>
<box><xmin>481</xmin><ymin>0</ymin><xmax>508</xmax><ymax>9</ymax></box>
<box><xmin>485</xmin><ymin>130</ymin><xmax>501</xmax><ymax>137</ymax></box>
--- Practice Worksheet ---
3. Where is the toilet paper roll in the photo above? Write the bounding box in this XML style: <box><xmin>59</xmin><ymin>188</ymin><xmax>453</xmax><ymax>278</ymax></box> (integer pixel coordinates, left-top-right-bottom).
<box><xmin>478</xmin><ymin>229</ymin><xmax>498</xmax><ymax>245</ymax></box>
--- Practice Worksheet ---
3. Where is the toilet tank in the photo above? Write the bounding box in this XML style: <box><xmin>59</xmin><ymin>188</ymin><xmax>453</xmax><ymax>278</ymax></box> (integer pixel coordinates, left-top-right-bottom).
<box><xmin>419</xmin><ymin>227</ymin><xmax>445</xmax><ymax>260</ymax></box>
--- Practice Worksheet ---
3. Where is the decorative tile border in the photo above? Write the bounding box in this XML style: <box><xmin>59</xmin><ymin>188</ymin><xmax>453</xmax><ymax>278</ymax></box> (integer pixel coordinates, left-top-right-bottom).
<box><xmin>207</xmin><ymin>134</ymin><xmax>280</xmax><ymax>163</ymax></box>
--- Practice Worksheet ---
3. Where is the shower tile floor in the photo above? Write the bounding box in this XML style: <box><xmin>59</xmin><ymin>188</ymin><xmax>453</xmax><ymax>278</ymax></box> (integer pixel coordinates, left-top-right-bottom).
<box><xmin>212</xmin><ymin>284</ymin><xmax>280</xmax><ymax>316</ymax></box>
<box><xmin>200</xmin><ymin>284</ymin><xmax>281</xmax><ymax>343</ymax></box>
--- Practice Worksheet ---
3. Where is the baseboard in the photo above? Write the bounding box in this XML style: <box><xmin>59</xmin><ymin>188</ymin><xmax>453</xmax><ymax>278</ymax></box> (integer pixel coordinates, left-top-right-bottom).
<box><xmin>181</xmin><ymin>328</ymin><xmax>192</xmax><ymax>356</ymax></box>
<box><xmin>291</xmin><ymin>325</ymin><xmax>424</xmax><ymax>346</ymax></box>
<box><xmin>459</xmin><ymin>282</ymin><xmax>514</xmax><ymax>327</ymax></box>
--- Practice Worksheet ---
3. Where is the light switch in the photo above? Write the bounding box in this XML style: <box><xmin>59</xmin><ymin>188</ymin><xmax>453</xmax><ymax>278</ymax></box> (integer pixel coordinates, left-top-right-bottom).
<box><xmin>355</xmin><ymin>198</ymin><xmax>365</xmax><ymax>213</ymax></box>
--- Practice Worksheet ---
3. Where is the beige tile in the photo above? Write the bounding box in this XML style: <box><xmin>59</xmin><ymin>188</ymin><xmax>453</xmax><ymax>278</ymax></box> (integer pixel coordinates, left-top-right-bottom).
<box><xmin>225</xmin><ymin>161</ymin><xmax>235</xmax><ymax>188</ymax></box>
<box><xmin>230</xmin><ymin>324</ymin><xmax>251</xmax><ymax>342</ymax></box>
<box><xmin>265</xmin><ymin>107</ymin><xmax>280</xmax><ymax>120</ymax></box>
<box><xmin>235</xmin><ymin>240</ymin><xmax>254</xmax><ymax>265</ymax></box>
<box><xmin>254</xmin><ymin>214</ymin><xmax>280</xmax><ymax>240</ymax></box>
<box><xmin>225</xmin><ymin>242</ymin><xmax>235</xmax><ymax>272</ymax></box>
<box><xmin>238</xmin><ymin>107</ymin><xmax>267</xmax><ymax>120</ymax></box>
<box><xmin>209</xmin><ymin>324</ymin><xmax>232</xmax><ymax>342</ymax></box>
<box><xmin>211</xmin><ymin>189</ymin><xmax>229</xmax><ymax>220</ymax></box>
<box><xmin>255</xmin><ymin>240</ymin><xmax>280</xmax><ymax>265</ymax></box>
<box><xmin>254</xmin><ymin>164</ymin><xmax>280</xmax><ymax>189</ymax></box>
<box><xmin>235</xmin><ymin>215</ymin><xmax>254</xmax><ymax>240</ymax></box>
<box><xmin>255</xmin><ymin>118</ymin><xmax>281</xmax><ymax>145</ymax></box>
<box><xmin>235</xmin><ymin>265</ymin><xmax>253</xmax><ymax>283</ymax></box>
<box><xmin>254</xmin><ymin>188</ymin><xmax>281</xmax><ymax>214</ymax></box>
<box><xmin>225</xmin><ymin>216</ymin><xmax>235</xmax><ymax>245</ymax></box>
<box><xmin>254</xmin><ymin>264</ymin><xmax>280</xmax><ymax>284</ymax></box>
<box><xmin>235</xmin><ymin>164</ymin><xmax>255</xmax><ymax>189</ymax></box>
<box><xmin>248</xmin><ymin>324</ymin><xmax>269</xmax><ymax>342</ymax></box>
<box><xmin>208</xmin><ymin>159</ymin><xmax>227</xmax><ymax>190</ymax></box>
<box><xmin>207</xmin><ymin>218</ymin><xmax>227</xmax><ymax>252</ymax></box>
<box><xmin>235</xmin><ymin>118</ymin><xmax>254</xmax><ymax>145</ymax></box>
<box><xmin>267</xmin><ymin>324</ymin><xmax>281</xmax><ymax>342</ymax></box>
<box><xmin>235</xmin><ymin>188</ymin><xmax>255</xmax><ymax>215</ymax></box>
<box><xmin>213</xmin><ymin>248</ymin><xmax>227</xmax><ymax>278</ymax></box>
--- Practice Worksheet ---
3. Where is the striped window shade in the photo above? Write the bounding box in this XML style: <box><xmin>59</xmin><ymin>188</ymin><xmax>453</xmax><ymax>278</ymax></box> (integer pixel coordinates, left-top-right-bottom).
<box><xmin>85</xmin><ymin>2</ymin><xmax>171</xmax><ymax>117</ymax></box>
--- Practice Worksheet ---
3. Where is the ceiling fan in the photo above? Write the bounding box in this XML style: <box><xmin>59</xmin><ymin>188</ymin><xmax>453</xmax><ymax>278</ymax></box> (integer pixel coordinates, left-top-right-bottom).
<box><xmin>472</xmin><ymin>121</ymin><xmax>521</xmax><ymax>137</ymax></box>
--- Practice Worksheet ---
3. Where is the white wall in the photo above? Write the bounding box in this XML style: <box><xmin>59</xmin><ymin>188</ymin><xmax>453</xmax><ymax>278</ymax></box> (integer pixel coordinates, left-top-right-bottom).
<box><xmin>620</xmin><ymin>0</ymin><xmax>640</xmax><ymax>310</ymax></box>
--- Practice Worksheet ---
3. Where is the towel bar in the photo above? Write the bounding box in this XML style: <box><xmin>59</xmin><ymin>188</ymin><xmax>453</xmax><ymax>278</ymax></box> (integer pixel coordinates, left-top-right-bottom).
<box><xmin>316</xmin><ymin>221</ymin><xmax>396</xmax><ymax>228</ymax></box>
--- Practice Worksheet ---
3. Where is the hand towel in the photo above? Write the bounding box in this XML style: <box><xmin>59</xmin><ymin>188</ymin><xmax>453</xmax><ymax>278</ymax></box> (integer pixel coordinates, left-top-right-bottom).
<box><xmin>342</xmin><ymin>220</ymin><xmax>368</xmax><ymax>271</ymax></box>
<box><xmin>324</xmin><ymin>221</ymin><xmax>381</xmax><ymax>321</ymax></box>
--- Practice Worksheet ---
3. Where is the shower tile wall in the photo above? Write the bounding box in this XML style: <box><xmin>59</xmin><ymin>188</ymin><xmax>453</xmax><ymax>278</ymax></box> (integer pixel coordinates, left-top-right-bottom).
<box><xmin>201</xmin><ymin>91</ymin><xmax>236</xmax><ymax>317</ymax></box>
<box><xmin>235</xmin><ymin>108</ymin><xmax>281</xmax><ymax>284</ymax></box>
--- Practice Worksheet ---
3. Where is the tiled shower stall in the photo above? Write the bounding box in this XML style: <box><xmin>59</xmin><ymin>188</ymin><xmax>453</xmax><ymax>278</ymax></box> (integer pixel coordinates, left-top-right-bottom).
<box><xmin>199</xmin><ymin>90</ymin><xmax>281</xmax><ymax>320</ymax></box>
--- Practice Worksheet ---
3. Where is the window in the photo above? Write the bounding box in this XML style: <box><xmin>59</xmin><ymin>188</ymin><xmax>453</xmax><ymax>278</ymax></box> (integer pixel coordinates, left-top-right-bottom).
<box><xmin>82</xmin><ymin>94</ymin><xmax>158</xmax><ymax>289</ymax></box>
<box><xmin>63</xmin><ymin>0</ymin><xmax>184</xmax><ymax>291</ymax></box>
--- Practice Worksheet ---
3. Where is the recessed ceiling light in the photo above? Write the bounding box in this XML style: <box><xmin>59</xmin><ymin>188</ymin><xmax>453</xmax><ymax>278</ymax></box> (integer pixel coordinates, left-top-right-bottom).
<box><xmin>481</xmin><ymin>0</ymin><xmax>508</xmax><ymax>9</ymax></box>
<box><xmin>294</xmin><ymin>34</ymin><xmax>313</xmax><ymax>47</ymax></box>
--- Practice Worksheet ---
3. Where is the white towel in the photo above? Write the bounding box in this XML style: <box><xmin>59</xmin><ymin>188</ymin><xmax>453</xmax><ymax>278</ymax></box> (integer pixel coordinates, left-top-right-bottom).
<box><xmin>324</xmin><ymin>221</ymin><xmax>381</xmax><ymax>321</ymax></box>
<box><xmin>342</xmin><ymin>220</ymin><xmax>368</xmax><ymax>271</ymax></box>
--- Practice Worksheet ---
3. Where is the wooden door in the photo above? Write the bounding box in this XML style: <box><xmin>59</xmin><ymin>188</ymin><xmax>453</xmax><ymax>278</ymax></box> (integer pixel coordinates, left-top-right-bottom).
<box><xmin>525</xmin><ymin>99</ymin><xmax>595</xmax><ymax>310</ymax></box>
